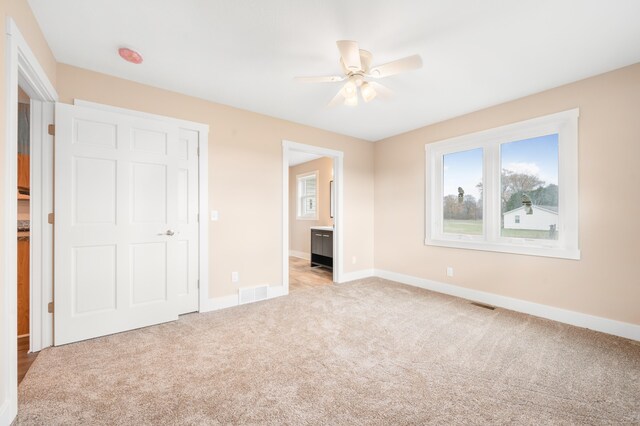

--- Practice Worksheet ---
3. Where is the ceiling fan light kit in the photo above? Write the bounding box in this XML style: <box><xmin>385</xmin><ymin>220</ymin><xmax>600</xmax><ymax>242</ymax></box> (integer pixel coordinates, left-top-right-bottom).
<box><xmin>360</xmin><ymin>81</ymin><xmax>376</xmax><ymax>102</ymax></box>
<box><xmin>295</xmin><ymin>40</ymin><xmax>422</xmax><ymax>107</ymax></box>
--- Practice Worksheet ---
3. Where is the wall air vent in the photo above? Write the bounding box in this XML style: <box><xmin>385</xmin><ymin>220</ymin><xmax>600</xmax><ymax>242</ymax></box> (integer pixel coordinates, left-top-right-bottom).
<box><xmin>238</xmin><ymin>285</ymin><xmax>269</xmax><ymax>305</ymax></box>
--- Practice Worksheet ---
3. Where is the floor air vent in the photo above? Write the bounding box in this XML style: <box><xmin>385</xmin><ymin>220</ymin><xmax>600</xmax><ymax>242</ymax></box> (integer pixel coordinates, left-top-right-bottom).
<box><xmin>470</xmin><ymin>301</ymin><xmax>496</xmax><ymax>310</ymax></box>
<box><xmin>239</xmin><ymin>285</ymin><xmax>269</xmax><ymax>305</ymax></box>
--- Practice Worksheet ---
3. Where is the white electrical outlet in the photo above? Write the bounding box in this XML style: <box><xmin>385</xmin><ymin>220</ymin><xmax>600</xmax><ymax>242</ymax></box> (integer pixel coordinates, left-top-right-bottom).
<box><xmin>446</xmin><ymin>267</ymin><xmax>454</xmax><ymax>277</ymax></box>
<box><xmin>352</xmin><ymin>256</ymin><xmax>357</xmax><ymax>265</ymax></box>
<box><xmin>231</xmin><ymin>271</ymin><xmax>239</xmax><ymax>283</ymax></box>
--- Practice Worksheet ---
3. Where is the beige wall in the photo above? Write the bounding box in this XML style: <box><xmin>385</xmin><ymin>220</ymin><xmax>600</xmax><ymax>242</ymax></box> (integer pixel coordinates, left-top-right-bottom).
<box><xmin>6</xmin><ymin>0</ymin><xmax>56</xmax><ymax>84</ymax></box>
<box><xmin>374</xmin><ymin>63</ymin><xmax>640</xmax><ymax>326</ymax></box>
<box><xmin>0</xmin><ymin>2</ymin><xmax>638</xmax><ymax>416</ymax></box>
<box><xmin>0</xmin><ymin>0</ymin><xmax>56</xmax><ymax>409</ymax></box>
<box><xmin>56</xmin><ymin>63</ymin><xmax>375</xmax><ymax>298</ymax></box>
<box><xmin>289</xmin><ymin>157</ymin><xmax>334</xmax><ymax>256</ymax></box>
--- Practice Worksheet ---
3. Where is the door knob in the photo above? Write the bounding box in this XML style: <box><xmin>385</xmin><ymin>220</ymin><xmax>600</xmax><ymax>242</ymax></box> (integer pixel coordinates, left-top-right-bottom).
<box><xmin>164</xmin><ymin>230</ymin><xmax>175</xmax><ymax>236</ymax></box>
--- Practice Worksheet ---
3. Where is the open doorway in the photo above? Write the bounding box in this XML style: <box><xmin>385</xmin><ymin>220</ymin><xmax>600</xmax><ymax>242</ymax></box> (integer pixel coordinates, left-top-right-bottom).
<box><xmin>3</xmin><ymin>18</ymin><xmax>58</xmax><ymax>421</ymax></box>
<box><xmin>288</xmin><ymin>154</ymin><xmax>334</xmax><ymax>291</ymax></box>
<box><xmin>282</xmin><ymin>140</ymin><xmax>344</xmax><ymax>294</ymax></box>
<box><xmin>16</xmin><ymin>86</ymin><xmax>38</xmax><ymax>383</ymax></box>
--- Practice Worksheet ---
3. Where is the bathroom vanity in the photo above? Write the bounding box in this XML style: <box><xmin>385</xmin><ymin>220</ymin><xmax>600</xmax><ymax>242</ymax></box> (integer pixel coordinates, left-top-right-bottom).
<box><xmin>310</xmin><ymin>226</ymin><xmax>333</xmax><ymax>269</ymax></box>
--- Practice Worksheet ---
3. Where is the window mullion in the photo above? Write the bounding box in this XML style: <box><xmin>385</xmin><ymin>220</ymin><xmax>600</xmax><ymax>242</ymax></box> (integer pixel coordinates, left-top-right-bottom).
<box><xmin>484</xmin><ymin>142</ymin><xmax>500</xmax><ymax>243</ymax></box>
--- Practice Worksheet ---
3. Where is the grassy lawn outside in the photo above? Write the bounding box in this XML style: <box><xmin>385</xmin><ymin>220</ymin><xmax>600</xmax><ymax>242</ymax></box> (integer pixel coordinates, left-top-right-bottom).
<box><xmin>443</xmin><ymin>219</ymin><xmax>482</xmax><ymax>235</ymax></box>
<box><xmin>501</xmin><ymin>228</ymin><xmax>556</xmax><ymax>239</ymax></box>
<box><xmin>443</xmin><ymin>219</ymin><xmax>557</xmax><ymax>240</ymax></box>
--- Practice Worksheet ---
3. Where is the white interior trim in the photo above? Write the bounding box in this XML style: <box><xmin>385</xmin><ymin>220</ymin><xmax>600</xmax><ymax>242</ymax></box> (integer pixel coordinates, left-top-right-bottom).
<box><xmin>340</xmin><ymin>269</ymin><xmax>375</xmax><ymax>283</ymax></box>
<box><xmin>28</xmin><ymin>99</ymin><xmax>55</xmax><ymax>352</ymax></box>
<box><xmin>3</xmin><ymin>17</ymin><xmax>58</xmax><ymax>426</ymax></box>
<box><xmin>72</xmin><ymin>99</ymin><xmax>211</xmax><ymax>313</ymax></box>
<box><xmin>74</xmin><ymin>99</ymin><xmax>208</xmax><ymax>133</ymax></box>
<box><xmin>199</xmin><ymin>285</ymin><xmax>287</xmax><ymax>313</ymax></box>
<box><xmin>375</xmin><ymin>269</ymin><xmax>640</xmax><ymax>342</ymax></box>
<box><xmin>282</xmin><ymin>140</ymin><xmax>344</xmax><ymax>293</ymax></box>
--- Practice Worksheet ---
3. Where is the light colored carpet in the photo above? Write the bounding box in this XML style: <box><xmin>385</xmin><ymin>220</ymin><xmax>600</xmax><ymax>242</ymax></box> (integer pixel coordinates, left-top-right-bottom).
<box><xmin>17</xmin><ymin>278</ymin><xmax>640</xmax><ymax>425</ymax></box>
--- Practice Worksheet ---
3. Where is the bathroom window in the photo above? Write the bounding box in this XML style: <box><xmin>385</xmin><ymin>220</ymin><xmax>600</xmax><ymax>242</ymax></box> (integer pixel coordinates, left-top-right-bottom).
<box><xmin>297</xmin><ymin>171</ymin><xmax>318</xmax><ymax>220</ymax></box>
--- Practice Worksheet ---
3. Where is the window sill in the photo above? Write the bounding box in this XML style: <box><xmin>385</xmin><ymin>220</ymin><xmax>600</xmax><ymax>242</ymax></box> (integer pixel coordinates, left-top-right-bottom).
<box><xmin>296</xmin><ymin>216</ymin><xmax>319</xmax><ymax>221</ymax></box>
<box><xmin>424</xmin><ymin>237</ymin><xmax>580</xmax><ymax>260</ymax></box>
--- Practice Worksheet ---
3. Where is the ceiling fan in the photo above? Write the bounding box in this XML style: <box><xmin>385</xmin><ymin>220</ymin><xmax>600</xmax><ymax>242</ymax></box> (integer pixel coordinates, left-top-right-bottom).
<box><xmin>295</xmin><ymin>40</ymin><xmax>423</xmax><ymax>107</ymax></box>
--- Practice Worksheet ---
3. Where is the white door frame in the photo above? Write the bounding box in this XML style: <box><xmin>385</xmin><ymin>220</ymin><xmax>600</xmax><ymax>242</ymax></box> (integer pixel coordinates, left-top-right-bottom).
<box><xmin>2</xmin><ymin>17</ymin><xmax>58</xmax><ymax>424</ymax></box>
<box><xmin>282</xmin><ymin>140</ymin><xmax>344</xmax><ymax>292</ymax></box>
<box><xmin>72</xmin><ymin>99</ymin><xmax>210</xmax><ymax>313</ymax></box>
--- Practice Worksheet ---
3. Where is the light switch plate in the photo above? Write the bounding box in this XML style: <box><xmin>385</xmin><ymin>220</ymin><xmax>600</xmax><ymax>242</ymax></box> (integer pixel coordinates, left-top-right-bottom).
<box><xmin>210</xmin><ymin>210</ymin><xmax>219</xmax><ymax>221</ymax></box>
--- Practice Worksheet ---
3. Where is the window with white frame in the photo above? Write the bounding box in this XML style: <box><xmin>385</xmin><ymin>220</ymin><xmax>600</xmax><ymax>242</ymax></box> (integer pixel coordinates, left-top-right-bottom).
<box><xmin>425</xmin><ymin>109</ymin><xmax>579</xmax><ymax>259</ymax></box>
<box><xmin>296</xmin><ymin>171</ymin><xmax>318</xmax><ymax>220</ymax></box>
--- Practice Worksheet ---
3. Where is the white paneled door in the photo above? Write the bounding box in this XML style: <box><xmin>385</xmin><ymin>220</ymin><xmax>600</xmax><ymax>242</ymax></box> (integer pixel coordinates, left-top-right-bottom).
<box><xmin>54</xmin><ymin>103</ymin><xmax>199</xmax><ymax>346</ymax></box>
<box><xmin>175</xmin><ymin>128</ymin><xmax>200</xmax><ymax>314</ymax></box>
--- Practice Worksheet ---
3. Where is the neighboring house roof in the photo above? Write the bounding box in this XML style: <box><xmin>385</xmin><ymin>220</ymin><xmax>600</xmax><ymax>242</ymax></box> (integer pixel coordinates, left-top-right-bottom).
<box><xmin>503</xmin><ymin>205</ymin><xmax>559</xmax><ymax>215</ymax></box>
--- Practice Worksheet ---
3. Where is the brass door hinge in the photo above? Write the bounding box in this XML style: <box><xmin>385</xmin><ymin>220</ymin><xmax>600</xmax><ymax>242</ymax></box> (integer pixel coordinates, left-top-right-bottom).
<box><xmin>47</xmin><ymin>213</ymin><xmax>54</xmax><ymax>224</ymax></box>
<box><xmin>47</xmin><ymin>302</ymin><xmax>54</xmax><ymax>313</ymax></box>
<box><xmin>48</xmin><ymin>124</ymin><xmax>55</xmax><ymax>136</ymax></box>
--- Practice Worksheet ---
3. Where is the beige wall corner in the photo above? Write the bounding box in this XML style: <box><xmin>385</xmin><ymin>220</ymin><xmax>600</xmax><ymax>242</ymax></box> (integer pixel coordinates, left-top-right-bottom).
<box><xmin>374</xmin><ymin>63</ymin><xmax>640</xmax><ymax>326</ymax></box>
<box><xmin>289</xmin><ymin>157</ymin><xmax>334</xmax><ymax>256</ymax></box>
<box><xmin>6</xmin><ymin>0</ymin><xmax>57</xmax><ymax>85</ymax></box>
<box><xmin>55</xmin><ymin>63</ymin><xmax>374</xmax><ymax>299</ymax></box>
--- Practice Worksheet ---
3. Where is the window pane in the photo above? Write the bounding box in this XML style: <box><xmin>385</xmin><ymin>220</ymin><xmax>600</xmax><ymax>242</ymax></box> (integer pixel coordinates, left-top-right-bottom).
<box><xmin>501</xmin><ymin>134</ymin><xmax>558</xmax><ymax>240</ymax></box>
<box><xmin>297</xmin><ymin>173</ymin><xmax>317</xmax><ymax>218</ymax></box>
<box><xmin>302</xmin><ymin>196</ymin><xmax>316</xmax><ymax>216</ymax></box>
<box><xmin>443</xmin><ymin>148</ymin><xmax>483</xmax><ymax>235</ymax></box>
<box><xmin>303</xmin><ymin>176</ymin><xmax>316</xmax><ymax>196</ymax></box>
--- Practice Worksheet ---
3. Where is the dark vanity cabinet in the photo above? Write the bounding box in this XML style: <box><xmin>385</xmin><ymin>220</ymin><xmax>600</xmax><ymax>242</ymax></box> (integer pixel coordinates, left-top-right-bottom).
<box><xmin>311</xmin><ymin>229</ymin><xmax>333</xmax><ymax>269</ymax></box>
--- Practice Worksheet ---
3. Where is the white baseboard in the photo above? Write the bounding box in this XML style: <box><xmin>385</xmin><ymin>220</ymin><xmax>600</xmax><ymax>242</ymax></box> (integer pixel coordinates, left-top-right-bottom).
<box><xmin>339</xmin><ymin>269</ymin><xmax>375</xmax><ymax>283</ymax></box>
<box><xmin>289</xmin><ymin>250</ymin><xmax>310</xmax><ymax>260</ymax></box>
<box><xmin>200</xmin><ymin>294</ymin><xmax>238</xmax><ymax>312</ymax></box>
<box><xmin>200</xmin><ymin>285</ymin><xmax>288</xmax><ymax>313</ymax></box>
<box><xmin>268</xmin><ymin>285</ymin><xmax>287</xmax><ymax>299</ymax></box>
<box><xmin>375</xmin><ymin>269</ymin><xmax>640</xmax><ymax>342</ymax></box>
<box><xmin>0</xmin><ymin>398</ymin><xmax>16</xmax><ymax>426</ymax></box>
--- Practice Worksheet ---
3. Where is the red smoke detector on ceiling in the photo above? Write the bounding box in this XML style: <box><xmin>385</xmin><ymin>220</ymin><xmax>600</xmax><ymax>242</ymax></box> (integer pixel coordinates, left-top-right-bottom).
<box><xmin>118</xmin><ymin>47</ymin><xmax>143</xmax><ymax>64</ymax></box>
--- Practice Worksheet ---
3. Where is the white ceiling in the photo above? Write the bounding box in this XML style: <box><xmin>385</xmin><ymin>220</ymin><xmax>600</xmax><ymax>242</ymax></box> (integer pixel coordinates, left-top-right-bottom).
<box><xmin>28</xmin><ymin>0</ymin><xmax>640</xmax><ymax>141</ymax></box>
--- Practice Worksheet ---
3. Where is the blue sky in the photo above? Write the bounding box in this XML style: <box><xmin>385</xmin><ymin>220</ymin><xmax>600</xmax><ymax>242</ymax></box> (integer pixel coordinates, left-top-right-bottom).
<box><xmin>443</xmin><ymin>134</ymin><xmax>558</xmax><ymax>199</ymax></box>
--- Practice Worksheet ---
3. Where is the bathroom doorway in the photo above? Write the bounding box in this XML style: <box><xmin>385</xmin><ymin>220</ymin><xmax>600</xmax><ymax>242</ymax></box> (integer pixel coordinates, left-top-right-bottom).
<box><xmin>282</xmin><ymin>140</ymin><xmax>344</xmax><ymax>294</ymax></box>
<box><xmin>288</xmin><ymin>154</ymin><xmax>334</xmax><ymax>291</ymax></box>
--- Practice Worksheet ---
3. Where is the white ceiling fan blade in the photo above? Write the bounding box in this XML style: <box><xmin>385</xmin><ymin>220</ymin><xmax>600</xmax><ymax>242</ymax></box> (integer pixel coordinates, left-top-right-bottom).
<box><xmin>336</xmin><ymin>40</ymin><xmax>362</xmax><ymax>71</ymax></box>
<box><xmin>369</xmin><ymin>55</ymin><xmax>423</xmax><ymax>78</ymax></box>
<box><xmin>327</xmin><ymin>87</ymin><xmax>345</xmax><ymax>107</ymax></box>
<box><xmin>368</xmin><ymin>81</ymin><xmax>393</xmax><ymax>100</ymax></box>
<box><xmin>294</xmin><ymin>75</ymin><xmax>345</xmax><ymax>83</ymax></box>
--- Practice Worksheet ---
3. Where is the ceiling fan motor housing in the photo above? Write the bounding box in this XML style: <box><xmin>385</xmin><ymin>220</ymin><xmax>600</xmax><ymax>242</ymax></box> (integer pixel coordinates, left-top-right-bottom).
<box><xmin>340</xmin><ymin>49</ymin><xmax>373</xmax><ymax>75</ymax></box>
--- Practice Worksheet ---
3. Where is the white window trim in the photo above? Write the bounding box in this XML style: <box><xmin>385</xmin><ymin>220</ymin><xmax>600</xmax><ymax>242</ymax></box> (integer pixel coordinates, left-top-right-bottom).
<box><xmin>425</xmin><ymin>108</ymin><xmax>580</xmax><ymax>260</ymax></box>
<box><xmin>296</xmin><ymin>170</ymin><xmax>319</xmax><ymax>220</ymax></box>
